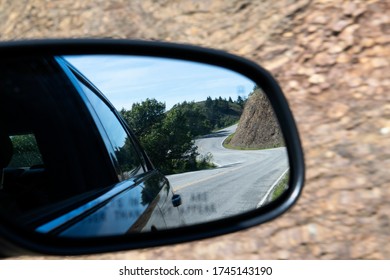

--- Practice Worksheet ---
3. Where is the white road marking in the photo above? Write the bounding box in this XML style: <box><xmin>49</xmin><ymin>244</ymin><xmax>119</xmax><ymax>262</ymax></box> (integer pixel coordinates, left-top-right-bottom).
<box><xmin>256</xmin><ymin>167</ymin><xmax>290</xmax><ymax>208</ymax></box>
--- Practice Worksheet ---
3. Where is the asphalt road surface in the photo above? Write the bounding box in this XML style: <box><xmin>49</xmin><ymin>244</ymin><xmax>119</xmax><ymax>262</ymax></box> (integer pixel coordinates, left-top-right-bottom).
<box><xmin>166</xmin><ymin>124</ymin><xmax>289</xmax><ymax>226</ymax></box>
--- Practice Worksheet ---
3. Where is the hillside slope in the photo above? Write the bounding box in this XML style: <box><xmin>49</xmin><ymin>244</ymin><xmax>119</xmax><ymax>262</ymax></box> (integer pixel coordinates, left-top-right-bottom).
<box><xmin>228</xmin><ymin>88</ymin><xmax>284</xmax><ymax>149</ymax></box>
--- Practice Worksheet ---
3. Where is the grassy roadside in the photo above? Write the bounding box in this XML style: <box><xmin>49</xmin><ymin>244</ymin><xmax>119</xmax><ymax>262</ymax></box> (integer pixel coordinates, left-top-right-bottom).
<box><xmin>195</xmin><ymin>152</ymin><xmax>216</xmax><ymax>170</ymax></box>
<box><xmin>223</xmin><ymin>132</ymin><xmax>284</xmax><ymax>150</ymax></box>
<box><xmin>271</xmin><ymin>173</ymin><xmax>289</xmax><ymax>201</ymax></box>
<box><xmin>170</xmin><ymin>153</ymin><xmax>216</xmax><ymax>174</ymax></box>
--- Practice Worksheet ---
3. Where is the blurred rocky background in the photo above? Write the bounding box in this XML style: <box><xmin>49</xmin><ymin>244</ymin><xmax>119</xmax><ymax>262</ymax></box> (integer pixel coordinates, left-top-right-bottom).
<box><xmin>1</xmin><ymin>0</ymin><xmax>389</xmax><ymax>259</ymax></box>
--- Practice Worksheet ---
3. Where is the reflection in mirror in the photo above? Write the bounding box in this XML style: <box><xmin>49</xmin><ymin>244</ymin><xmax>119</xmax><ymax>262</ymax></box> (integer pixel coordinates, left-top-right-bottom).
<box><xmin>0</xmin><ymin>55</ymin><xmax>289</xmax><ymax>237</ymax></box>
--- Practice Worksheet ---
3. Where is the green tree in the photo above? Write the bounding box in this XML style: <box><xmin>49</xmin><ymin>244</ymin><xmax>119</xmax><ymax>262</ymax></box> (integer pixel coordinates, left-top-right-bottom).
<box><xmin>236</xmin><ymin>95</ymin><xmax>245</xmax><ymax>108</ymax></box>
<box><xmin>172</xmin><ymin>101</ymin><xmax>212</xmax><ymax>136</ymax></box>
<box><xmin>120</xmin><ymin>98</ymin><xmax>203</xmax><ymax>175</ymax></box>
<box><xmin>138</xmin><ymin>106</ymin><xmax>198</xmax><ymax>174</ymax></box>
<box><xmin>205</xmin><ymin>96</ymin><xmax>213</xmax><ymax>108</ymax></box>
<box><xmin>120</xmin><ymin>98</ymin><xmax>165</xmax><ymax>137</ymax></box>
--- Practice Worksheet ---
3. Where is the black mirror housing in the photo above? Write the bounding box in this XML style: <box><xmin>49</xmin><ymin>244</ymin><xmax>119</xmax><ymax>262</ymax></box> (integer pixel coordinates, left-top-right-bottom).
<box><xmin>0</xmin><ymin>39</ymin><xmax>304</xmax><ymax>256</ymax></box>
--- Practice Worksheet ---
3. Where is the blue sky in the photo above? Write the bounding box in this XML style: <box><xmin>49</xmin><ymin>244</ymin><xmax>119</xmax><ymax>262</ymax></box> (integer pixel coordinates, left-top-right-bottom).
<box><xmin>65</xmin><ymin>55</ymin><xmax>255</xmax><ymax>110</ymax></box>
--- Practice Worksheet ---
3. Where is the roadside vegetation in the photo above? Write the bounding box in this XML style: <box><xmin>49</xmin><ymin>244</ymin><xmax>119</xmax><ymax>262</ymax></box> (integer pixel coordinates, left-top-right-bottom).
<box><xmin>120</xmin><ymin>96</ymin><xmax>246</xmax><ymax>175</ymax></box>
<box><xmin>271</xmin><ymin>172</ymin><xmax>289</xmax><ymax>201</ymax></box>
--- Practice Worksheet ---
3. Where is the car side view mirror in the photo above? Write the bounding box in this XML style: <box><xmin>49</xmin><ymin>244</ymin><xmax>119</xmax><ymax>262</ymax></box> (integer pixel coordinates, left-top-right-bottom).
<box><xmin>0</xmin><ymin>39</ymin><xmax>304</xmax><ymax>256</ymax></box>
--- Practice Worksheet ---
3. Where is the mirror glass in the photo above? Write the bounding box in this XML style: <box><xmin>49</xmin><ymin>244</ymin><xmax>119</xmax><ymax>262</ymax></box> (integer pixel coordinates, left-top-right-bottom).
<box><xmin>0</xmin><ymin>55</ymin><xmax>289</xmax><ymax>237</ymax></box>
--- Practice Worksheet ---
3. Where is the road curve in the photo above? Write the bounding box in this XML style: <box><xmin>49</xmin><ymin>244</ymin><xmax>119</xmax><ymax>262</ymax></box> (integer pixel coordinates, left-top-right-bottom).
<box><xmin>167</xmin><ymin>124</ymin><xmax>289</xmax><ymax>226</ymax></box>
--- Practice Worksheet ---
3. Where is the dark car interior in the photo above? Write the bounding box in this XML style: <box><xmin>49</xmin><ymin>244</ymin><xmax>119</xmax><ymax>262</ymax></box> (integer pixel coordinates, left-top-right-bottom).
<box><xmin>0</xmin><ymin>57</ymin><xmax>117</xmax><ymax>227</ymax></box>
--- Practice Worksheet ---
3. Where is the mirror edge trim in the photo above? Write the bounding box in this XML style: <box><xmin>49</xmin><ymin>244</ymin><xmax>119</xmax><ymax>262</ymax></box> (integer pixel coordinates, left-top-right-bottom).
<box><xmin>0</xmin><ymin>38</ymin><xmax>305</xmax><ymax>256</ymax></box>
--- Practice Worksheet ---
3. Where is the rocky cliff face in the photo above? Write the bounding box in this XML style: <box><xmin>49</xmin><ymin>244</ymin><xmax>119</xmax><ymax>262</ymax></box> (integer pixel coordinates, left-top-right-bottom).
<box><xmin>229</xmin><ymin>88</ymin><xmax>284</xmax><ymax>149</ymax></box>
<box><xmin>1</xmin><ymin>0</ymin><xmax>390</xmax><ymax>259</ymax></box>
